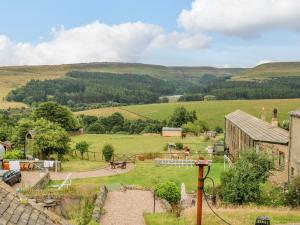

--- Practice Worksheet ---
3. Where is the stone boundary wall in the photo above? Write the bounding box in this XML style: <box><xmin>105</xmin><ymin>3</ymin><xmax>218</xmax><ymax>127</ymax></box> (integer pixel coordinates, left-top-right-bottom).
<box><xmin>31</xmin><ymin>172</ymin><xmax>50</xmax><ymax>189</ymax></box>
<box><xmin>92</xmin><ymin>185</ymin><xmax>108</xmax><ymax>222</ymax></box>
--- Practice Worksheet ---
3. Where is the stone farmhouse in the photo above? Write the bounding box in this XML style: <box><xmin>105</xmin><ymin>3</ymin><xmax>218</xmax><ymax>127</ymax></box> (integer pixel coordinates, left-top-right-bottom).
<box><xmin>224</xmin><ymin>109</ymin><xmax>295</xmax><ymax>183</ymax></box>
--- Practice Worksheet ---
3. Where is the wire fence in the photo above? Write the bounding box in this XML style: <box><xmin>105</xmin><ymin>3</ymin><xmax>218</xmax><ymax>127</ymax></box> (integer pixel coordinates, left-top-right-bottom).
<box><xmin>70</xmin><ymin>150</ymin><xmax>225</xmax><ymax>163</ymax></box>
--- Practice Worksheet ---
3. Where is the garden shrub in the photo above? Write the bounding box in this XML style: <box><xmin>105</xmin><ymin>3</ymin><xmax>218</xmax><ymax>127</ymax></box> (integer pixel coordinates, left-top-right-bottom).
<box><xmin>102</xmin><ymin>144</ymin><xmax>114</xmax><ymax>162</ymax></box>
<box><xmin>4</xmin><ymin>149</ymin><xmax>23</xmax><ymax>159</ymax></box>
<box><xmin>155</xmin><ymin>181</ymin><xmax>180</xmax><ymax>205</ymax></box>
<box><xmin>220</xmin><ymin>150</ymin><xmax>273</xmax><ymax>204</ymax></box>
<box><xmin>175</xmin><ymin>142</ymin><xmax>183</xmax><ymax>150</ymax></box>
<box><xmin>75</xmin><ymin>141</ymin><xmax>89</xmax><ymax>159</ymax></box>
<box><xmin>214</xmin><ymin>126</ymin><xmax>223</xmax><ymax>133</ymax></box>
<box><xmin>260</xmin><ymin>183</ymin><xmax>285</xmax><ymax>206</ymax></box>
<box><xmin>285</xmin><ymin>176</ymin><xmax>300</xmax><ymax>208</ymax></box>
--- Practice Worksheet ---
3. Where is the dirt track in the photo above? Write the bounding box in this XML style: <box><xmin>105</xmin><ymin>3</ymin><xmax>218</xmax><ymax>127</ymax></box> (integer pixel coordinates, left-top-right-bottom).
<box><xmin>100</xmin><ymin>190</ymin><xmax>166</xmax><ymax>225</ymax></box>
<box><xmin>49</xmin><ymin>164</ymin><xmax>134</xmax><ymax>180</ymax></box>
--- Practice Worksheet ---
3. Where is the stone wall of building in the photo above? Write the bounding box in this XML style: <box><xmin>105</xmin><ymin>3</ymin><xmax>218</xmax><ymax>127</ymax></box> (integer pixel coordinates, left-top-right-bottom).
<box><xmin>225</xmin><ymin>120</ymin><xmax>254</xmax><ymax>158</ymax></box>
<box><xmin>289</xmin><ymin>115</ymin><xmax>300</xmax><ymax>180</ymax></box>
<box><xmin>255</xmin><ymin>142</ymin><xmax>289</xmax><ymax>184</ymax></box>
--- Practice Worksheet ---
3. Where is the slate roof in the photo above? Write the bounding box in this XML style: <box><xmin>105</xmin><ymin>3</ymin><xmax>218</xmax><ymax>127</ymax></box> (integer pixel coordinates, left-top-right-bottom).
<box><xmin>162</xmin><ymin>127</ymin><xmax>182</xmax><ymax>131</ymax></box>
<box><xmin>0</xmin><ymin>182</ymin><xmax>70</xmax><ymax>225</ymax></box>
<box><xmin>225</xmin><ymin>110</ymin><xmax>289</xmax><ymax>144</ymax></box>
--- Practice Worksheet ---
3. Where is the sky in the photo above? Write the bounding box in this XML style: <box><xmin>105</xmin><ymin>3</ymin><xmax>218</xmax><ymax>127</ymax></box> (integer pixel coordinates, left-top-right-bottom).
<box><xmin>1</xmin><ymin>0</ymin><xmax>300</xmax><ymax>67</ymax></box>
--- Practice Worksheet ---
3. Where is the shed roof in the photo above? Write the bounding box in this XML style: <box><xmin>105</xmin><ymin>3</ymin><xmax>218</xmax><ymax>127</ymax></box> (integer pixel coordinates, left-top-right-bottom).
<box><xmin>0</xmin><ymin>182</ymin><xmax>70</xmax><ymax>225</ymax></box>
<box><xmin>225</xmin><ymin>110</ymin><xmax>289</xmax><ymax>144</ymax></box>
<box><xmin>162</xmin><ymin>127</ymin><xmax>182</xmax><ymax>131</ymax></box>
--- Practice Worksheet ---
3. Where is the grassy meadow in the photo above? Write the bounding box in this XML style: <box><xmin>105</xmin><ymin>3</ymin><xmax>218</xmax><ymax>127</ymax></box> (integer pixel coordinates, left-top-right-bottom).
<box><xmin>71</xmin><ymin>134</ymin><xmax>209</xmax><ymax>154</ymax></box>
<box><xmin>145</xmin><ymin>206</ymin><xmax>300</xmax><ymax>225</ymax></box>
<box><xmin>51</xmin><ymin>161</ymin><xmax>224</xmax><ymax>193</ymax></box>
<box><xmin>74</xmin><ymin>107</ymin><xmax>144</xmax><ymax>119</ymax></box>
<box><xmin>78</xmin><ymin>99</ymin><xmax>300</xmax><ymax>128</ymax></box>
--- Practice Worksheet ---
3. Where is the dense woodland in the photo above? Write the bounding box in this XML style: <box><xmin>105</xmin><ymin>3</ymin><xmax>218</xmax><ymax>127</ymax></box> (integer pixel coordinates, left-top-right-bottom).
<box><xmin>7</xmin><ymin>71</ymin><xmax>300</xmax><ymax>109</ymax></box>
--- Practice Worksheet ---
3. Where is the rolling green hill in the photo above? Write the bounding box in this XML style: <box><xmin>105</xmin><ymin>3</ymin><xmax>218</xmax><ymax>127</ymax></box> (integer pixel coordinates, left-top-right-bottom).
<box><xmin>0</xmin><ymin>62</ymin><xmax>244</xmax><ymax>108</ymax></box>
<box><xmin>234</xmin><ymin>62</ymin><xmax>300</xmax><ymax>80</ymax></box>
<box><xmin>113</xmin><ymin>99</ymin><xmax>300</xmax><ymax>128</ymax></box>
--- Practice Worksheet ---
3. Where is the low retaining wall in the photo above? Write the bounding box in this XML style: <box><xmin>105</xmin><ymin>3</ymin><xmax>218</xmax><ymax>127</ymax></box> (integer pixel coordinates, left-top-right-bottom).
<box><xmin>92</xmin><ymin>185</ymin><xmax>108</xmax><ymax>222</ymax></box>
<box><xmin>31</xmin><ymin>172</ymin><xmax>50</xmax><ymax>189</ymax></box>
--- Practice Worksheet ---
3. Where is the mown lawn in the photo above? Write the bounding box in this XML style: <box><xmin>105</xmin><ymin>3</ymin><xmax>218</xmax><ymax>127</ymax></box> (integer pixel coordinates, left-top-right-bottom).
<box><xmin>145</xmin><ymin>206</ymin><xmax>300</xmax><ymax>225</ymax></box>
<box><xmin>71</xmin><ymin>134</ymin><xmax>209</xmax><ymax>154</ymax></box>
<box><xmin>120</xmin><ymin>99</ymin><xmax>300</xmax><ymax>128</ymax></box>
<box><xmin>50</xmin><ymin>162</ymin><xmax>224</xmax><ymax>193</ymax></box>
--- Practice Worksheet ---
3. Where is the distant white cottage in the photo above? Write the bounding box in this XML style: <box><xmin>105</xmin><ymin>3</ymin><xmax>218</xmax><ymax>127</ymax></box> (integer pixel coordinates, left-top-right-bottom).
<box><xmin>162</xmin><ymin>127</ymin><xmax>182</xmax><ymax>137</ymax></box>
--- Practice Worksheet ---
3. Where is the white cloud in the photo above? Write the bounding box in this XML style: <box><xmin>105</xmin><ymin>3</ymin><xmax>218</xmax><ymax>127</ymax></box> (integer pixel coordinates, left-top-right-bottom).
<box><xmin>0</xmin><ymin>21</ymin><xmax>211</xmax><ymax>66</ymax></box>
<box><xmin>0</xmin><ymin>21</ymin><xmax>163</xmax><ymax>66</ymax></box>
<box><xmin>257</xmin><ymin>59</ymin><xmax>273</xmax><ymax>65</ymax></box>
<box><xmin>178</xmin><ymin>0</ymin><xmax>300</xmax><ymax>36</ymax></box>
<box><xmin>150</xmin><ymin>32</ymin><xmax>211</xmax><ymax>50</ymax></box>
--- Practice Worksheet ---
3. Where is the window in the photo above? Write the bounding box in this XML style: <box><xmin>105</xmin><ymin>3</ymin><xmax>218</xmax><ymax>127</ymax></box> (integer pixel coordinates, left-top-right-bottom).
<box><xmin>279</xmin><ymin>152</ymin><xmax>285</xmax><ymax>168</ymax></box>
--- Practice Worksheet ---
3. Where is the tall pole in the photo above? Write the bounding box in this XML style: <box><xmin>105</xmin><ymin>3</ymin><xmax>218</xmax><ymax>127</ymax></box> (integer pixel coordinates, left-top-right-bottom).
<box><xmin>197</xmin><ymin>165</ymin><xmax>204</xmax><ymax>225</ymax></box>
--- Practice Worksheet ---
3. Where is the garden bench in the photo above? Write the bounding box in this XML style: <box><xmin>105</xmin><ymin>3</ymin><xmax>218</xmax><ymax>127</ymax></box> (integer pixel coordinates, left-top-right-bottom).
<box><xmin>110</xmin><ymin>161</ymin><xmax>127</xmax><ymax>169</ymax></box>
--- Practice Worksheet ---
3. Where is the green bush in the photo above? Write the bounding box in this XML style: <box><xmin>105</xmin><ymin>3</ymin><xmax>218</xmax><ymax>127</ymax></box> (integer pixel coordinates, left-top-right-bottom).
<box><xmin>285</xmin><ymin>176</ymin><xmax>300</xmax><ymax>208</ymax></box>
<box><xmin>214</xmin><ymin>126</ymin><xmax>223</xmax><ymax>133</ymax></box>
<box><xmin>220</xmin><ymin>150</ymin><xmax>273</xmax><ymax>204</ymax></box>
<box><xmin>102</xmin><ymin>144</ymin><xmax>114</xmax><ymax>162</ymax></box>
<box><xmin>260</xmin><ymin>183</ymin><xmax>285</xmax><ymax>206</ymax></box>
<box><xmin>75</xmin><ymin>141</ymin><xmax>89</xmax><ymax>159</ymax></box>
<box><xmin>155</xmin><ymin>181</ymin><xmax>180</xmax><ymax>205</ymax></box>
<box><xmin>175</xmin><ymin>142</ymin><xmax>183</xmax><ymax>150</ymax></box>
<box><xmin>4</xmin><ymin>149</ymin><xmax>24</xmax><ymax>159</ymax></box>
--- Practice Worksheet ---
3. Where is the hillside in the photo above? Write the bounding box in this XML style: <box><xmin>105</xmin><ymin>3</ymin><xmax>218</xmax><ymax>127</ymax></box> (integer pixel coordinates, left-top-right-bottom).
<box><xmin>78</xmin><ymin>99</ymin><xmax>300</xmax><ymax>128</ymax></box>
<box><xmin>234</xmin><ymin>62</ymin><xmax>300</xmax><ymax>80</ymax></box>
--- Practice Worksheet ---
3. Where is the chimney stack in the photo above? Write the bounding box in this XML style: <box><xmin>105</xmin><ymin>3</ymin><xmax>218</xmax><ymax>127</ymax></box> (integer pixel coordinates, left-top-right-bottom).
<box><xmin>271</xmin><ymin>108</ymin><xmax>279</xmax><ymax>127</ymax></box>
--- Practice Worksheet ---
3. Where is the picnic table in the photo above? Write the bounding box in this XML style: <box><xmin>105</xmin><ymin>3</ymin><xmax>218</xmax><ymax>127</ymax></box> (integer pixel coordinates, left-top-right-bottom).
<box><xmin>110</xmin><ymin>161</ymin><xmax>127</xmax><ymax>169</ymax></box>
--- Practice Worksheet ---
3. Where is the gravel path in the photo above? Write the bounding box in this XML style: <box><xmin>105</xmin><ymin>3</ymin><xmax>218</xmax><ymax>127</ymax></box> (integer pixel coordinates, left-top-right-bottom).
<box><xmin>49</xmin><ymin>163</ymin><xmax>134</xmax><ymax>180</ymax></box>
<box><xmin>101</xmin><ymin>190</ymin><xmax>166</xmax><ymax>225</ymax></box>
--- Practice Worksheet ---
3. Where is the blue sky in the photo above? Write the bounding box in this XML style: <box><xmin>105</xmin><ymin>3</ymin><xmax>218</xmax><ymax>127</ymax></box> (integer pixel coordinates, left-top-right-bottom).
<box><xmin>1</xmin><ymin>0</ymin><xmax>300</xmax><ymax>67</ymax></box>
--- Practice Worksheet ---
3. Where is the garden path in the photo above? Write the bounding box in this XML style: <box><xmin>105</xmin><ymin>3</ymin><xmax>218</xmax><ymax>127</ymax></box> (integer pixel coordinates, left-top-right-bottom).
<box><xmin>49</xmin><ymin>163</ymin><xmax>134</xmax><ymax>180</ymax></box>
<box><xmin>100</xmin><ymin>189</ymin><xmax>165</xmax><ymax>225</ymax></box>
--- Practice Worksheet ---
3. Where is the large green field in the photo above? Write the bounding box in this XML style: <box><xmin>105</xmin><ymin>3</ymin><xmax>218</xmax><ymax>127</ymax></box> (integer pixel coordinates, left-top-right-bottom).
<box><xmin>71</xmin><ymin>134</ymin><xmax>209</xmax><ymax>154</ymax></box>
<box><xmin>118</xmin><ymin>99</ymin><xmax>300</xmax><ymax>128</ymax></box>
<box><xmin>51</xmin><ymin>161</ymin><xmax>223</xmax><ymax>193</ymax></box>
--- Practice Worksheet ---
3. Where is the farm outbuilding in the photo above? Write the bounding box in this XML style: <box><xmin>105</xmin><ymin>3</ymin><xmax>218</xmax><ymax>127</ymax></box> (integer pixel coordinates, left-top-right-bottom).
<box><xmin>162</xmin><ymin>127</ymin><xmax>182</xmax><ymax>137</ymax></box>
<box><xmin>225</xmin><ymin>110</ymin><xmax>289</xmax><ymax>183</ymax></box>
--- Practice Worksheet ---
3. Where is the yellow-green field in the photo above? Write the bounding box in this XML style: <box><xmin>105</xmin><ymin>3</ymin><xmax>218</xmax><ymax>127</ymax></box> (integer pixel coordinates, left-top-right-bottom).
<box><xmin>145</xmin><ymin>206</ymin><xmax>300</xmax><ymax>225</ymax></box>
<box><xmin>71</xmin><ymin>134</ymin><xmax>208</xmax><ymax>154</ymax></box>
<box><xmin>74</xmin><ymin>107</ymin><xmax>144</xmax><ymax>120</ymax></box>
<box><xmin>78</xmin><ymin>99</ymin><xmax>300</xmax><ymax>128</ymax></box>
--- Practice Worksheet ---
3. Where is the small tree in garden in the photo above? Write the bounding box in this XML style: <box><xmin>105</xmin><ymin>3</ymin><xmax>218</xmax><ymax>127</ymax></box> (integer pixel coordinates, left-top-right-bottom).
<box><xmin>76</xmin><ymin>141</ymin><xmax>89</xmax><ymax>159</ymax></box>
<box><xmin>102</xmin><ymin>144</ymin><xmax>114</xmax><ymax>162</ymax></box>
<box><xmin>155</xmin><ymin>181</ymin><xmax>180</xmax><ymax>205</ymax></box>
<box><xmin>220</xmin><ymin>150</ymin><xmax>273</xmax><ymax>204</ymax></box>
<box><xmin>175</xmin><ymin>142</ymin><xmax>183</xmax><ymax>150</ymax></box>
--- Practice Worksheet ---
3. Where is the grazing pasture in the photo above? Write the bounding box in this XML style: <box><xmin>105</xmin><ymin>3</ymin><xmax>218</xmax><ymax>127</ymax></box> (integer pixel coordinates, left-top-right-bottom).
<box><xmin>119</xmin><ymin>99</ymin><xmax>300</xmax><ymax>128</ymax></box>
<box><xmin>71</xmin><ymin>134</ymin><xmax>209</xmax><ymax>154</ymax></box>
<box><xmin>74</xmin><ymin>107</ymin><xmax>144</xmax><ymax>120</ymax></box>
